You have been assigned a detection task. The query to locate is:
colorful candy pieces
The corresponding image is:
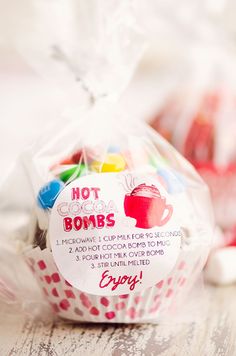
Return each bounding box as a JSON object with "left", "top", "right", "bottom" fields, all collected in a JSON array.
[
  {"left": 149, "top": 155, "right": 168, "bottom": 169},
  {"left": 59, "top": 150, "right": 83, "bottom": 166},
  {"left": 37, "top": 179, "right": 65, "bottom": 209},
  {"left": 157, "top": 168, "right": 185, "bottom": 194},
  {"left": 90, "top": 153, "right": 126, "bottom": 173},
  {"left": 108, "top": 145, "right": 120, "bottom": 153},
  {"left": 60, "top": 164, "right": 86, "bottom": 183},
  {"left": 72, "top": 150, "right": 83, "bottom": 164}
]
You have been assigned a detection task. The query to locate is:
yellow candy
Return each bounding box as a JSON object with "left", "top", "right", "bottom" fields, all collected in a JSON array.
[{"left": 91, "top": 153, "right": 126, "bottom": 173}]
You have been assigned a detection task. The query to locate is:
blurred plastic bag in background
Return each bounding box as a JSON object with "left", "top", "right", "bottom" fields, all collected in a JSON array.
[
  {"left": 144, "top": 0, "right": 236, "bottom": 231},
  {"left": 147, "top": 10, "right": 236, "bottom": 285},
  {"left": 150, "top": 43, "right": 236, "bottom": 231}
]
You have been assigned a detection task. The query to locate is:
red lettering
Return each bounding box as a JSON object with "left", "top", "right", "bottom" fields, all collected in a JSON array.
[
  {"left": 63, "top": 217, "right": 72, "bottom": 232},
  {"left": 74, "top": 216, "right": 82, "bottom": 230},
  {"left": 91, "top": 187, "right": 100, "bottom": 199},
  {"left": 81, "top": 187, "right": 90, "bottom": 200},
  {"left": 106, "top": 213, "right": 115, "bottom": 227},
  {"left": 99, "top": 270, "right": 111, "bottom": 289},
  {"left": 99, "top": 270, "right": 143, "bottom": 291},
  {"left": 83, "top": 215, "right": 96, "bottom": 229},
  {"left": 97, "top": 214, "right": 105, "bottom": 228},
  {"left": 63, "top": 214, "right": 115, "bottom": 231},
  {"left": 71, "top": 188, "right": 80, "bottom": 200},
  {"left": 71, "top": 187, "right": 101, "bottom": 201}
]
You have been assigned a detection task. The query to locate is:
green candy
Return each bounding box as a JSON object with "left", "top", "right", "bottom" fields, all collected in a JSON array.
[
  {"left": 60, "top": 164, "right": 86, "bottom": 183},
  {"left": 149, "top": 155, "right": 168, "bottom": 169}
]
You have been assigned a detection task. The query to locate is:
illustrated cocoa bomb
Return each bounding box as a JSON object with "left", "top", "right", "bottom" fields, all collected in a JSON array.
[{"left": 124, "top": 183, "right": 173, "bottom": 228}]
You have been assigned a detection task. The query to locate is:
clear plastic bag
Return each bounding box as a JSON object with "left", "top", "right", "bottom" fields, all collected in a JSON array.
[
  {"left": 150, "top": 38, "right": 236, "bottom": 232},
  {"left": 0, "top": 0, "right": 214, "bottom": 323}
]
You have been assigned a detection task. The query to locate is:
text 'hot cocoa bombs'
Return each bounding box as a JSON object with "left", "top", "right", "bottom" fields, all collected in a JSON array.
[
  {"left": 63, "top": 214, "right": 115, "bottom": 231},
  {"left": 60, "top": 186, "right": 118, "bottom": 231}
]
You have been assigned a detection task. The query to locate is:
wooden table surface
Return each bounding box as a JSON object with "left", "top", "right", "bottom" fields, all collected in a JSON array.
[{"left": 0, "top": 285, "right": 236, "bottom": 356}]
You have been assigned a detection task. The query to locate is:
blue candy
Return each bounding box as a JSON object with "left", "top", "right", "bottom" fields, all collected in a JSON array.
[
  {"left": 37, "top": 179, "right": 65, "bottom": 209},
  {"left": 108, "top": 145, "right": 120, "bottom": 153},
  {"left": 157, "top": 168, "right": 185, "bottom": 194}
]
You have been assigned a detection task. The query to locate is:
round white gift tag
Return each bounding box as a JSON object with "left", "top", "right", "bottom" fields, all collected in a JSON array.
[{"left": 49, "top": 173, "right": 181, "bottom": 295}]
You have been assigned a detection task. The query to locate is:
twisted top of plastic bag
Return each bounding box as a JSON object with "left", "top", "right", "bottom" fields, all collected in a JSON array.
[{"left": 17, "top": 0, "right": 145, "bottom": 101}]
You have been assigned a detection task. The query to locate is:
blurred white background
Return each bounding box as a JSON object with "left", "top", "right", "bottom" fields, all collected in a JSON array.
[{"left": 1, "top": 0, "right": 236, "bottom": 179}]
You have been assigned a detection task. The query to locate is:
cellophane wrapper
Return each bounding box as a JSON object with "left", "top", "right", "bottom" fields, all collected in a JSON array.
[
  {"left": 150, "top": 27, "right": 236, "bottom": 233},
  {"left": 0, "top": 0, "right": 214, "bottom": 323}
]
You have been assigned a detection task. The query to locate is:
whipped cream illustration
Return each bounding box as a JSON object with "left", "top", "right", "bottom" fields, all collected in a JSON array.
[{"left": 130, "top": 184, "right": 161, "bottom": 198}]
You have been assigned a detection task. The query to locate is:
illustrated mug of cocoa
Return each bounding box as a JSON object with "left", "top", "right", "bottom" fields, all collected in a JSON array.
[{"left": 124, "top": 183, "right": 173, "bottom": 229}]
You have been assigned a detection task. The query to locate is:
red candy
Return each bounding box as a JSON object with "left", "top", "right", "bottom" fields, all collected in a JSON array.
[{"left": 72, "top": 150, "right": 83, "bottom": 164}]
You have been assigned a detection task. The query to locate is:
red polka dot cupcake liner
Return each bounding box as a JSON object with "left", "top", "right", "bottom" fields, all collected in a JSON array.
[{"left": 23, "top": 246, "right": 208, "bottom": 323}]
